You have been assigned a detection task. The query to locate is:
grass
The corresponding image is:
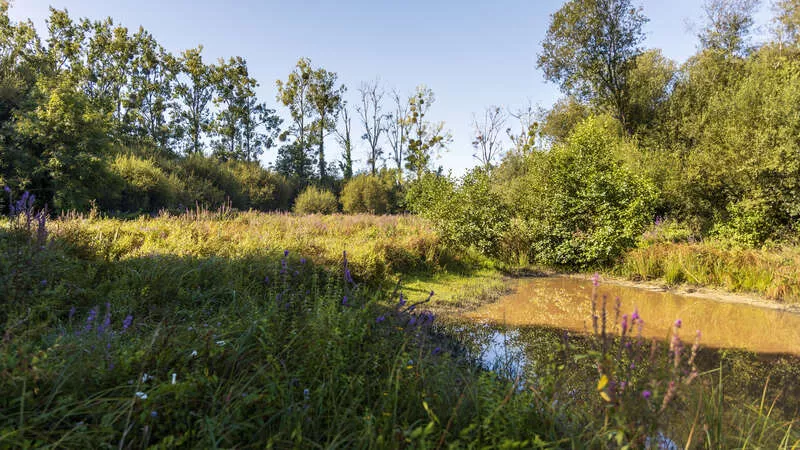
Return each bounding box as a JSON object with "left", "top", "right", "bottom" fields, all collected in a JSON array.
[
  {"left": 616, "top": 241, "right": 800, "bottom": 303},
  {"left": 1, "top": 209, "right": 798, "bottom": 448}
]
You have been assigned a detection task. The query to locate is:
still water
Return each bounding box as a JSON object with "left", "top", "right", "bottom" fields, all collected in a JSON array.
[{"left": 464, "top": 276, "right": 800, "bottom": 356}]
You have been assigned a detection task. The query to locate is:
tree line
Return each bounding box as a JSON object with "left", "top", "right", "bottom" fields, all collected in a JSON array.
[
  {"left": 0, "top": 3, "right": 452, "bottom": 213},
  {"left": 409, "top": 0, "right": 800, "bottom": 267}
]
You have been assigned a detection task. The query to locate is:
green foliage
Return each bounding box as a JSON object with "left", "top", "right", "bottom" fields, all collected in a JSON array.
[
  {"left": 538, "top": 0, "right": 647, "bottom": 132},
  {"left": 227, "top": 160, "right": 294, "bottom": 211},
  {"left": 293, "top": 185, "right": 338, "bottom": 214},
  {"left": 110, "top": 154, "right": 178, "bottom": 212},
  {"left": 407, "top": 170, "right": 510, "bottom": 256},
  {"left": 340, "top": 174, "right": 389, "bottom": 214},
  {"left": 504, "top": 116, "right": 658, "bottom": 267},
  {"left": 403, "top": 85, "right": 452, "bottom": 179}
]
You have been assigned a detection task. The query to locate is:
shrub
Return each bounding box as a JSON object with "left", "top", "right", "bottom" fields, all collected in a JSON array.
[
  {"left": 515, "top": 115, "right": 657, "bottom": 267},
  {"left": 227, "top": 161, "right": 294, "bottom": 211},
  {"left": 110, "top": 154, "right": 179, "bottom": 212},
  {"left": 293, "top": 186, "right": 338, "bottom": 214},
  {"left": 406, "top": 170, "right": 509, "bottom": 256},
  {"left": 172, "top": 154, "right": 245, "bottom": 208},
  {"left": 713, "top": 197, "right": 779, "bottom": 248},
  {"left": 341, "top": 174, "right": 389, "bottom": 214}
]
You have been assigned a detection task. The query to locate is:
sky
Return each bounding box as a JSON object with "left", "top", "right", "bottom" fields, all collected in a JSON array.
[{"left": 7, "top": 0, "right": 775, "bottom": 176}]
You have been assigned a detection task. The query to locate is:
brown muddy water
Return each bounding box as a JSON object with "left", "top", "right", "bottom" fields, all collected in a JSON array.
[
  {"left": 439, "top": 276, "right": 800, "bottom": 420},
  {"left": 464, "top": 276, "right": 800, "bottom": 356}
]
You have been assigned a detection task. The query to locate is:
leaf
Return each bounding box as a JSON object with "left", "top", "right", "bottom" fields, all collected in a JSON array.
[{"left": 597, "top": 374, "right": 609, "bottom": 391}]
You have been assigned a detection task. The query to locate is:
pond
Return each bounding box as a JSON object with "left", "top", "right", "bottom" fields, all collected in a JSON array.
[
  {"left": 439, "top": 276, "right": 800, "bottom": 420},
  {"left": 465, "top": 276, "right": 800, "bottom": 355}
]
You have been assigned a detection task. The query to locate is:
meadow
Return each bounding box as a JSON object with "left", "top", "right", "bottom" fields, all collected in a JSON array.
[{"left": 2, "top": 208, "right": 798, "bottom": 448}]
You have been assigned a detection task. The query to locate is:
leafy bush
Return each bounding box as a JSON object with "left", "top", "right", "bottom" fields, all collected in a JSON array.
[
  {"left": 513, "top": 115, "right": 657, "bottom": 267},
  {"left": 713, "top": 197, "right": 779, "bottom": 248},
  {"left": 171, "top": 153, "right": 245, "bottom": 208},
  {"left": 341, "top": 174, "right": 389, "bottom": 214},
  {"left": 406, "top": 170, "right": 509, "bottom": 256},
  {"left": 110, "top": 154, "right": 179, "bottom": 212},
  {"left": 227, "top": 161, "right": 294, "bottom": 211},
  {"left": 293, "top": 186, "right": 338, "bottom": 214}
]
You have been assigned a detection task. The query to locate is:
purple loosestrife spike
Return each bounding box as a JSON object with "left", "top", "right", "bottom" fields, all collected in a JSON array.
[
  {"left": 122, "top": 315, "right": 133, "bottom": 332},
  {"left": 99, "top": 303, "right": 111, "bottom": 334},
  {"left": 591, "top": 273, "right": 600, "bottom": 287},
  {"left": 642, "top": 390, "right": 652, "bottom": 400},
  {"left": 342, "top": 296, "right": 348, "bottom": 306},
  {"left": 84, "top": 307, "right": 98, "bottom": 333}
]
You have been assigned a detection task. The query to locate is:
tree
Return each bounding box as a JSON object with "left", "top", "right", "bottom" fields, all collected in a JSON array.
[
  {"left": 210, "top": 56, "right": 276, "bottom": 161},
  {"left": 537, "top": 0, "right": 648, "bottom": 133},
  {"left": 507, "top": 101, "right": 545, "bottom": 151},
  {"left": 308, "top": 65, "right": 344, "bottom": 182},
  {"left": 276, "top": 58, "right": 317, "bottom": 181},
  {"left": 773, "top": 0, "right": 800, "bottom": 47},
  {"left": 386, "top": 89, "right": 410, "bottom": 182},
  {"left": 174, "top": 46, "right": 214, "bottom": 155},
  {"left": 624, "top": 49, "right": 677, "bottom": 135},
  {"left": 471, "top": 106, "right": 506, "bottom": 169},
  {"left": 403, "top": 85, "right": 451, "bottom": 179},
  {"left": 335, "top": 102, "right": 354, "bottom": 180},
  {"left": 699, "top": 0, "right": 761, "bottom": 56},
  {"left": 127, "top": 27, "right": 176, "bottom": 150},
  {"left": 357, "top": 79, "right": 387, "bottom": 174},
  {"left": 80, "top": 17, "right": 135, "bottom": 126},
  {"left": 239, "top": 95, "right": 281, "bottom": 162}
]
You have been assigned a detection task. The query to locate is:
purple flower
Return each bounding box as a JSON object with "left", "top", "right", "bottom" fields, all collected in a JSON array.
[
  {"left": 84, "top": 307, "right": 98, "bottom": 333},
  {"left": 68, "top": 306, "right": 76, "bottom": 321},
  {"left": 122, "top": 315, "right": 133, "bottom": 332},
  {"left": 344, "top": 268, "right": 354, "bottom": 284},
  {"left": 398, "top": 293, "right": 406, "bottom": 307},
  {"left": 591, "top": 273, "right": 600, "bottom": 287},
  {"left": 284, "top": 249, "right": 289, "bottom": 257},
  {"left": 264, "top": 276, "right": 270, "bottom": 284},
  {"left": 99, "top": 303, "right": 111, "bottom": 334},
  {"left": 631, "top": 308, "right": 640, "bottom": 322},
  {"left": 342, "top": 296, "right": 348, "bottom": 306},
  {"left": 674, "top": 319, "right": 682, "bottom": 328},
  {"left": 3, "top": 186, "right": 10, "bottom": 193},
  {"left": 40, "top": 279, "right": 47, "bottom": 286},
  {"left": 376, "top": 315, "right": 385, "bottom": 323},
  {"left": 642, "top": 390, "right": 652, "bottom": 400},
  {"left": 432, "top": 347, "right": 442, "bottom": 355},
  {"left": 300, "top": 258, "right": 306, "bottom": 264}
]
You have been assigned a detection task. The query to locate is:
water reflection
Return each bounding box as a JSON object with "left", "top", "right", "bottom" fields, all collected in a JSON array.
[{"left": 464, "top": 277, "right": 800, "bottom": 355}]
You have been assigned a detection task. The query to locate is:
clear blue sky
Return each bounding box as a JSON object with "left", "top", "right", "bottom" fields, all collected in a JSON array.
[{"left": 8, "top": 0, "right": 774, "bottom": 176}]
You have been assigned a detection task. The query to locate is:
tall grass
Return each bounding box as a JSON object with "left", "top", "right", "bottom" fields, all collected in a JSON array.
[{"left": 618, "top": 241, "right": 800, "bottom": 303}]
